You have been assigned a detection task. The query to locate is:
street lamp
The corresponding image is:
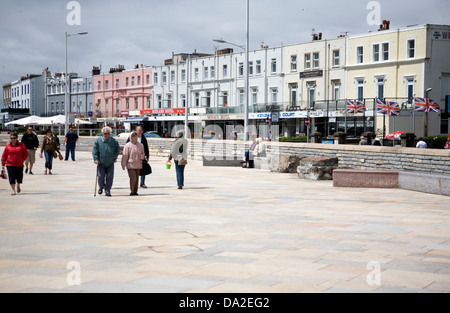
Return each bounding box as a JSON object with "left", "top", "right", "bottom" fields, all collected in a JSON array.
[
  {"left": 213, "top": 0, "right": 250, "bottom": 141},
  {"left": 65, "top": 31, "right": 88, "bottom": 132}
]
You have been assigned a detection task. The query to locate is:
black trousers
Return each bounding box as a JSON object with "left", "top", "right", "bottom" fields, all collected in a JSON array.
[{"left": 7, "top": 166, "right": 24, "bottom": 185}]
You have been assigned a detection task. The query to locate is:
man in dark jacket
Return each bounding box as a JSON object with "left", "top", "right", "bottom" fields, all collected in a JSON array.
[
  {"left": 92, "top": 127, "right": 120, "bottom": 197},
  {"left": 21, "top": 126, "right": 39, "bottom": 175},
  {"left": 126, "top": 126, "right": 150, "bottom": 188}
]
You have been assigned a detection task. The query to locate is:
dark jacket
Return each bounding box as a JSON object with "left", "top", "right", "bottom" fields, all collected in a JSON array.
[
  {"left": 21, "top": 133, "right": 39, "bottom": 150},
  {"left": 92, "top": 136, "right": 120, "bottom": 167}
]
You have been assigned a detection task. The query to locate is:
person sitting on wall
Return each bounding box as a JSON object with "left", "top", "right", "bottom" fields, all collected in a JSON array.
[
  {"left": 242, "top": 138, "right": 257, "bottom": 168},
  {"left": 416, "top": 137, "right": 428, "bottom": 149}
]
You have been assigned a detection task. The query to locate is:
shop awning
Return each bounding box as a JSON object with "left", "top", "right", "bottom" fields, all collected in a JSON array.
[{"left": 123, "top": 117, "right": 149, "bottom": 123}]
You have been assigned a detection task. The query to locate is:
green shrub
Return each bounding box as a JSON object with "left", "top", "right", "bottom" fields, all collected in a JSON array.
[
  {"left": 279, "top": 136, "right": 308, "bottom": 142},
  {"left": 423, "top": 135, "right": 448, "bottom": 149}
]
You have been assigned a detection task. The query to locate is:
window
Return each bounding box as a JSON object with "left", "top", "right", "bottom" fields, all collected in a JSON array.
[
  {"left": 249, "top": 62, "right": 254, "bottom": 75},
  {"left": 97, "top": 81, "right": 101, "bottom": 91},
  {"left": 333, "top": 50, "right": 340, "bottom": 67},
  {"left": 313, "top": 52, "right": 319, "bottom": 69},
  {"left": 290, "top": 84, "right": 297, "bottom": 107},
  {"left": 210, "top": 66, "right": 215, "bottom": 79},
  {"left": 204, "top": 67, "right": 209, "bottom": 79},
  {"left": 356, "top": 78, "right": 364, "bottom": 101},
  {"left": 154, "top": 73, "right": 158, "bottom": 85},
  {"left": 357, "top": 46, "right": 364, "bottom": 64},
  {"left": 131, "top": 77, "right": 135, "bottom": 86},
  {"left": 375, "top": 77, "right": 385, "bottom": 99},
  {"left": 134, "top": 97, "right": 138, "bottom": 110},
  {"left": 308, "top": 84, "right": 315, "bottom": 108},
  {"left": 291, "top": 55, "right": 297, "bottom": 71},
  {"left": 333, "top": 81, "right": 340, "bottom": 100},
  {"left": 382, "top": 43, "right": 389, "bottom": 61},
  {"left": 105, "top": 99, "right": 109, "bottom": 114},
  {"left": 271, "top": 88, "right": 278, "bottom": 105},
  {"left": 147, "top": 97, "right": 151, "bottom": 109},
  {"left": 239, "top": 63, "right": 244, "bottom": 76},
  {"left": 171, "top": 71, "right": 175, "bottom": 84},
  {"left": 441, "top": 74, "right": 450, "bottom": 100},
  {"left": 271, "top": 59, "right": 277, "bottom": 73},
  {"left": 162, "top": 72, "right": 167, "bottom": 84},
  {"left": 181, "top": 95, "right": 186, "bottom": 108},
  {"left": 126, "top": 77, "right": 129, "bottom": 87},
  {"left": 305, "top": 54, "right": 311, "bottom": 70},
  {"left": 137, "top": 76, "right": 141, "bottom": 86},
  {"left": 105, "top": 80, "right": 109, "bottom": 90},
  {"left": 181, "top": 70, "right": 186, "bottom": 83},
  {"left": 407, "top": 39, "right": 415, "bottom": 59},
  {"left": 256, "top": 60, "right": 261, "bottom": 74},
  {"left": 223, "top": 65, "right": 228, "bottom": 78},
  {"left": 116, "top": 99, "right": 120, "bottom": 114},
  {"left": 194, "top": 68, "right": 199, "bottom": 81},
  {"left": 195, "top": 93, "right": 200, "bottom": 107},
  {"left": 251, "top": 88, "right": 258, "bottom": 105},
  {"left": 404, "top": 76, "right": 415, "bottom": 102},
  {"left": 239, "top": 89, "right": 244, "bottom": 106},
  {"left": 157, "top": 95, "right": 162, "bottom": 109},
  {"left": 126, "top": 98, "right": 129, "bottom": 110},
  {"left": 146, "top": 75, "right": 150, "bottom": 85},
  {"left": 116, "top": 79, "right": 120, "bottom": 89},
  {"left": 373, "top": 44, "right": 380, "bottom": 62}
]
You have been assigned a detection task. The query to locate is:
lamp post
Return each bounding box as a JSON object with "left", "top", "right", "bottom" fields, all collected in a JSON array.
[
  {"left": 65, "top": 31, "right": 88, "bottom": 133},
  {"left": 213, "top": 0, "right": 250, "bottom": 140}
]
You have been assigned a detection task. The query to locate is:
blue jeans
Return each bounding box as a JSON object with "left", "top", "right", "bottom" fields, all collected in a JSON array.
[
  {"left": 174, "top": 161, "right": 185, "bottom": 187},
  {"left": 44, "top": 150, "right": 54, "bottom": 170},
  {"left": 97, "top": 164, "right": 115, "bottom": 194},
  {"left": 65, "top": 142, "right": 76, "bottom": 161}
]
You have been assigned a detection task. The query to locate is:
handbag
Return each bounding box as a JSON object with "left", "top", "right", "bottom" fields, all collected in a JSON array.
[
  {"left": 178, "top": 156, "right": 187, "bottom": 166},
  {"left": 53, "top": 151, "right": 58, "bottom": 159},
  {"left": 58, "top": 151, "right": 64, "bottom": 161},
  {"left": 0, "top": 167, "right": 7, "bottom": 180},
  {"left": 141, "top": 160, "right": 152, "bottom": 176}
]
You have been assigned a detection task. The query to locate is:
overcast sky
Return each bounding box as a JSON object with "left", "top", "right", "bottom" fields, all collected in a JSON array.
[{"left": 1, "top": 0, "right": 449, "bottom": 107}]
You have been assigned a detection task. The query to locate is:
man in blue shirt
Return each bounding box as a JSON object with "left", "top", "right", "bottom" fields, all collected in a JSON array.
[{"left": 63, "top": 128, "right": 79, "bottom": 161}]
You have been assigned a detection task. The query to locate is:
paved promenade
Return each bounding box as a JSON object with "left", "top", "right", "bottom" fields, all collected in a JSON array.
[{"left": 0, "top": 149, "right": 449, "bottom": 293}]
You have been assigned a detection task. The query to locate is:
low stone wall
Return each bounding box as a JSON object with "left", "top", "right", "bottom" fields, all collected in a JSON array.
[
  {"left": 266, "top": 142, "right": 450, "bottom": 175},
  {"left": 1, "top": 135, "right": 449, "bottom": 175}
]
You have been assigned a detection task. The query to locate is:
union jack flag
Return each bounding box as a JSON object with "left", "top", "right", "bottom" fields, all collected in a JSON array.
[
  {"left": 414, "top": 97, "right": 440, "bottom": 113},
  {"left": 346, "top": 100, "right": 366, "bottom": 114},
  {"left": 376, "top": 99, "right": 400, "bottom": 116}
]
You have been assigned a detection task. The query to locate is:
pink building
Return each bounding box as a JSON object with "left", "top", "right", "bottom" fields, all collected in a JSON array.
[{"left": 93, "top": 65, "right": 152, "bottom": 118}]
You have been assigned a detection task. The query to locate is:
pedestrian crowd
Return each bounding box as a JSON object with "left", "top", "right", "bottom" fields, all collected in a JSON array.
[{"left": 1, "top": 126, "right": 189, "bottom": 197}]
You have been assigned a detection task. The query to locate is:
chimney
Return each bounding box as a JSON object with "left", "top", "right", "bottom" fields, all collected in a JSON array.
[
  {"left": 386, "top": 20, "right": 390, "bottom": 30},
  {"left": 319, "top": 33, "right": 323, "bottom": 40}
]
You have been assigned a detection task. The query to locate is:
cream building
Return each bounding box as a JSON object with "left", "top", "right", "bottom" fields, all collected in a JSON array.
[
  {"left": 282, "top": 33, "right": 347, "bottom": 137},
  {"left": 346, "top": 23, "right": 450, "bottom": 137}
]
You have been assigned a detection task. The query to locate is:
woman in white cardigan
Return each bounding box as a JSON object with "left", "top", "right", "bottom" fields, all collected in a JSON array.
[{"left": 121, "top": 132, "right": 145, "bottom": 196}]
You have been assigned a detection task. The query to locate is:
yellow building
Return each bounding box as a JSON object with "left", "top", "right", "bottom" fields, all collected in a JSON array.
[{"left": 346, "top": 23, "right": 450, "bottom": 137}]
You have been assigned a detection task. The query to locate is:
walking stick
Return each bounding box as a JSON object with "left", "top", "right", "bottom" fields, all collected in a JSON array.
[{"left": 94, "top": 164, "right": 98, "bottom": 197}]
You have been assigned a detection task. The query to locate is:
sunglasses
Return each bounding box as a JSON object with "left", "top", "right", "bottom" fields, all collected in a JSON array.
[{"left": 10, "top": 137, "right": 17, "bottom": 140}]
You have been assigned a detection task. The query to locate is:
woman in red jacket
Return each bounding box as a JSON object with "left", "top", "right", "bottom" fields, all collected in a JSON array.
[{"left": 1, "top": 133, "right": 28, "bottom": 195}]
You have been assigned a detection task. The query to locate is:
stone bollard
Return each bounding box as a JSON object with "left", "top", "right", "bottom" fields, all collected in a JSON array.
[
  {"left": 333, "top": 132, "right": 347, "bottom": 145},
  {"left": 311, "top": 132, "right": 323, "bottom": 144},
  {"left": 400, "top": 133, "right": 416, "bottom": 147}
]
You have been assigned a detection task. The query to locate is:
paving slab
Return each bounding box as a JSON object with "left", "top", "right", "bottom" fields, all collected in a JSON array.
[{"left": 1, "top": 149, "right": 450, "bottom": 293}]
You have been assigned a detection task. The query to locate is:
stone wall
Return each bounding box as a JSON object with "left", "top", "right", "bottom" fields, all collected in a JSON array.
[{"left": 2, "top": 135, "right": 449, "bottom": 175}]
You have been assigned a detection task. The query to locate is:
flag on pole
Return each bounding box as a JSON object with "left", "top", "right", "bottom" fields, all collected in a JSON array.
[
  {"left": 346, "top": 100, "right": 366, "bottom": 114},
  {"left": 414, "top": 97, "right": 440, "bottom": 113},
  {"left": 376, "top": 99, "right": 400, "bottom": 116}
]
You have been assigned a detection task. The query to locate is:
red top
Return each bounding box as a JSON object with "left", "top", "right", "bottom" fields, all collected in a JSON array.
[{"left": 1, "top": 142, "right": 28, "bottom": 167}]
